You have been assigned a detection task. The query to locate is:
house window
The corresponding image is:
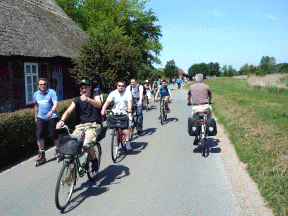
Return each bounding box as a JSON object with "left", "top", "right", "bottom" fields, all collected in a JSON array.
[
  {"left": 52, "top": 65, "right": 63, "bottom": 101},
  {"left": 24, "top": 63, "right": 38, "bottom": 105}
]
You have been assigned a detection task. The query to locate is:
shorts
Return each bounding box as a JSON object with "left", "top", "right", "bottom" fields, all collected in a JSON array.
[
  {"left": 161, "top": 96, "right": 170, "bottom": 100},
  {"left": 73, "top": 122, "right": 102, "bottom": 152},
  {"left": 36, "top": 117, "right": 59, "bottom": 140},
  {"left": 191, "top": 104, "right": 212, "bottom": 119},
  {"left": 145, "top": 91, "right": 151, "bottom": 99}
]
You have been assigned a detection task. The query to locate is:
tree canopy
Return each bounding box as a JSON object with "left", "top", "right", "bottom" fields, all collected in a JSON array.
[{"left": 164, "top": 60, "right": 179, "bottom": 80}]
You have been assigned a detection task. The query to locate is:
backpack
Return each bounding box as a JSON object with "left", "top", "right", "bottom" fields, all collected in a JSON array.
[{"left": 130, "top": 83, "right": 146, "bottom": 96}]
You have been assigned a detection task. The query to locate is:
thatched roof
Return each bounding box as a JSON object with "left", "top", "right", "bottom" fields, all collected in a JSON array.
[{"left": 0, "top": 0, "right": 89, "bottom": 59}]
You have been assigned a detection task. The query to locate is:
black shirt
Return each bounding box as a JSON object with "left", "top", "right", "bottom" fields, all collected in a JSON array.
[{"left": 73, "top": 93, "right": 102, "bottom": 125}]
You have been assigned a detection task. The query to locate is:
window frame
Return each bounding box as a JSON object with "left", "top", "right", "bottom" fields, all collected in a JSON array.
[{"left": 24, "top": 62, "right": 39, "bottom": 105}]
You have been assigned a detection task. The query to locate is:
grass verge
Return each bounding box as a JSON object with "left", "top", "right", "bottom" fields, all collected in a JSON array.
[{"left": 184, "top": 78, "right": 288, "bottom": 215}]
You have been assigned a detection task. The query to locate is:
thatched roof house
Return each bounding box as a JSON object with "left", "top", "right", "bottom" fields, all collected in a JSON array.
[{"left": 0, "top": 0, "right": 89, "bottom": 113}]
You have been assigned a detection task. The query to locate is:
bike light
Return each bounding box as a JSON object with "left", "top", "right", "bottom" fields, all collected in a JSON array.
[{"left": 199, "top": 121, "right": 205, "bottom": 125}]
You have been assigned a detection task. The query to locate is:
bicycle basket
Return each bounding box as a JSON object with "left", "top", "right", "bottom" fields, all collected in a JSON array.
[
  {"left": 107, "top": 114, "right": 129, "bottom": 129},
  {"left": 59, "top": 134, "right": 84, "bottom": 155}
]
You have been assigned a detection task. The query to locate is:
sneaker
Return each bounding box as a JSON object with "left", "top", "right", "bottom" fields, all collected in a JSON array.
[
  {"left": 35, "top": 150, "right": 45, "bottom": 161},
  {"left": 54, "top": 148, "right": 62, "bottom": 158},
  {"left": 91, "top": 158, "right": 99, "bottom": 173},
  {"left": 166, "top": 108, "right": 170, "bottom": 113},
  {"left": 125, "top": 141, "right": 131, "bottom": 151},
  {"left": 193, "top": 138, "right": 199, "bottom": 145}
]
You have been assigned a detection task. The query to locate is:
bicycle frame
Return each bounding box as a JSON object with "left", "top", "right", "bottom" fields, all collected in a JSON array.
[{"left": 198, "top": 112, "right": 207, "bottom": 140}]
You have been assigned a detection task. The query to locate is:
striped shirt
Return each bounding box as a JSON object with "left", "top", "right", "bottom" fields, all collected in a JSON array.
[{"left": 188, "top": 83, "right": 211, "bottom": 104}]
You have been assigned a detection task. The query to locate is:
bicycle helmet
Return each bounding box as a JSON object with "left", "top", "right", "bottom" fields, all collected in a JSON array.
[{"left": 94, "top": 87, "right": 101, "bottom": 92}]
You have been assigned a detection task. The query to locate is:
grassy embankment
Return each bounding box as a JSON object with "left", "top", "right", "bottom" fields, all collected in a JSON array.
[{"left": 184, "top": 78, "right": 288, "bottom": 215}]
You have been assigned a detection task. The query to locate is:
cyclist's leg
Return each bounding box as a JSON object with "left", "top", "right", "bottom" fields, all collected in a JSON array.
[
  {"left": 82, "top": 122, "right": 102, "bottom": 160},
  {"left": 136, "top": 99, "right": 143, "bottom": 129},
  {"left": 36, "top": 118, "right": 47, "bottom": 150}
]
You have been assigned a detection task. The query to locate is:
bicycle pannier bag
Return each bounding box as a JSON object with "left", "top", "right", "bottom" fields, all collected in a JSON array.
[
  {"left": 59, "top": 134, "right": 84, "bottom": 155},
  {"left": 206, "top": 118, "right": 217, "bottom": 136},
  {"left": 188, "top": 117, "right": 199, "bottom": 136},
  {"left": 107, "top": 115, "right": 129, "bottom": 129}
]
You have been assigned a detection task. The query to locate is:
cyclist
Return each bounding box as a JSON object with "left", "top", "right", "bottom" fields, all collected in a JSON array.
[
  {"left": 187, "top": 73, "right": 212, "bottom": 145},
  {"left": 143, "top": 80, "right": 152, "bottom": 108},
  {"left": 127, "top": 78, "right": 144, "bottom": 134},
  {"left": 172, "top": 78, "right": 175, "bottom": 86},
  {"left": 94, "top": 87, "right": 103, "bottom": 104},
  {"left": 56, "top": 79, "right": 102, "bottom": 172},
  {"left": 154, "top": 80, "right": 172, "bottom": 113},
  {"left": 34, "top": 78, "right": 60, "bottom": 163},
  {"left": 152, "top": 80, "right": 158, "bottom": 99},
  {"left": 101, "top": 80, "right": 132, "bottom": 151},
  {"left": 176, "top": 77, "right": 182, "bottom": 89}
]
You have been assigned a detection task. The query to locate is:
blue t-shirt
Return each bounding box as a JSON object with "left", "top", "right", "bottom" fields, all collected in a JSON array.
[
  {"left": 158, "top": 85, "right": 171, "bottom": 97},
  {"left": 177, "top": 78, "right": 182, "bottom": 83},
  {"left": 34, "top": 88, "right": 58, "bottom": 119}
]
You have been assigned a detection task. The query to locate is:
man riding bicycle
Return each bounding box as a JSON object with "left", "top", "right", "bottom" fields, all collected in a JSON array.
[
  {"left": 127, "top": 78, "right": 144, "bottom": 134},
  {"left": 101, "top": 80, "right": 132, "bottom": 151},
  {"left": 187, "top": 73, "right": 212, "bottom": 145},
  {"left": 176, "top": 77, "right": 182, "bottom": 89},
  {"left": 154, "top": 80, "right": 172, "bottom": 113},
  {"left": 56, "top": 79, "right": 102, "bottom": 172}
]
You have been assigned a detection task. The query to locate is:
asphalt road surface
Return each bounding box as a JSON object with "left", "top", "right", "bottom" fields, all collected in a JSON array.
[{"left": 0, "top": 85, "right": 271, "bottom": 216}]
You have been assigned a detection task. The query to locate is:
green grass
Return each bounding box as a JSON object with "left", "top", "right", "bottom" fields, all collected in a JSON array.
[{"left": 184, "top": 78, "right": 288, "bottom": 215}]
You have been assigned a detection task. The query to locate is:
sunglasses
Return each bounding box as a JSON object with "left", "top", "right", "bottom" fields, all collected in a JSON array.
[{"left": 118, "top": 85, "right": 125, "bottom": 87}]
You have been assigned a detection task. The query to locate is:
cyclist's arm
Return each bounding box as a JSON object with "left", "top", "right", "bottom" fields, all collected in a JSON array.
[
  {"left": 34, "top": 104, "right": 39, "bottom": 122},
  {"left": 168, "top": 89, "right": 172, "bottom": 100},
  {"left": 90, "top": 95, "right": 102, "bottom": 108},
  {"left": 127, "top": 100, "right": 132, "bottom": 113},
  {"left": 154, "top": 90, "right": 159, "bottom": 99},
  {"left": 56, "top": 102, "right": 76, "bottom": 129},
  {"left": 101, "top": 100, "right": 111, "bottom": 115},
  {"left": 209, "top": 95, "right": 212, "bottom": 104},
  {"left": 47, "top": 101, "right": 58, "bottom": 119},
  {"left": 139, "top": 86, "right": 143, "bottom": 104}
]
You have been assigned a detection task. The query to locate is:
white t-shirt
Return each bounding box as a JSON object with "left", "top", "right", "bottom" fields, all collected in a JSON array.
[
  {"left": 106, "top": 89, "right": 132, "bottom": 111},
  {"left": 127, "top": 84, "right": 143, "bottom": 99}
]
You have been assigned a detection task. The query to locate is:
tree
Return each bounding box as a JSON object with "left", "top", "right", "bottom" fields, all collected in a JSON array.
[
  {"left": 277, "top": 63, "right": 288, "bottom": 74},
  {"left": 222, "top": 65, "right": 228, "bottom": 76},
  {"left": 227, "top": 65, "right": 236, "bottom": 77},
  {"left": 70, "top": 34, "right": 141, "bottom": 92},
  {"left": 56, "top": 0, "right": 163, "bottom": 66},
  {"left": 260, "top": 56, "right": 276, "bottom": 75},
  {"left": 164, "top": 60, "right": 179, "bottom": 80},
  {"left": 188, "top": 63, "right": 210, "bottom": 78},
  {"left": 208, "top": 62, "right": 220, "bottom": 77},
  {"left": 239, "top": 63, "right": 249, "bottom": 75}
]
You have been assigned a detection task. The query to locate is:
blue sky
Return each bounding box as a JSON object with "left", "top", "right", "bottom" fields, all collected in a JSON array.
[{"left": 145, "top": 0, "right": 288, "bottom": 72}]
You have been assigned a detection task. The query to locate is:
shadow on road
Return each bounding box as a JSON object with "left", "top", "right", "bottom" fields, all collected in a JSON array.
[
  {"left": 62, "top": 165, "right": 130, "bottom": 213},
  {"left": 166, "top": 117, "right": 179, "bottom": 123},
  {"left": 127, "top": 142, "right": 148, "bottom": 155},
  {"left": 141, "top": 127, "right": 157, "bottom": 136},
  {"left": 193, "top": 138, "right": 221, "bottom": 157}
]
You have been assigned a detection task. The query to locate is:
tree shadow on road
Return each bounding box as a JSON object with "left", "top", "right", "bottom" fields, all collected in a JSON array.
[
  {"left": 62, "top": 165, "right": 130, "bottom": 214},
  {"left": 193, "top": 138, "right": 221, "bottom": 157}
]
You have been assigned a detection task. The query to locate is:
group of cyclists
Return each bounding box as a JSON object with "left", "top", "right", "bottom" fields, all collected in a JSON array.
[{"left": 34, "top": 74, "right": 212, "bottom": 176}]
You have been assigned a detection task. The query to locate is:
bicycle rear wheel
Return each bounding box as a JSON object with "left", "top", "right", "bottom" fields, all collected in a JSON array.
[
  {"left": 111, "top": 129, "right": 119, "bottom": 163},
  {"left": 120, "top": 129, "right": 127, "bottom": 152},
  {"left": 87, "top": 143, "right": 102, "bottom": 181},
  {"left": 55, "top": 162, "right": 76, "bottom": 210},
  {"left": 201, "top": 137, "right": 205, "bottom": 157},
  {"left": 161, "top": 105, "right": 164, "bottom": 125},
  {"left": 130, "top": 117, "right": 137, "bottom": 138}
]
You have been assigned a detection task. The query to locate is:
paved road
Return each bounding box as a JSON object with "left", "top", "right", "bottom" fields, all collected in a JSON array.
[{"left": 0, "top": 85, "right": 240, "bottom": 215}]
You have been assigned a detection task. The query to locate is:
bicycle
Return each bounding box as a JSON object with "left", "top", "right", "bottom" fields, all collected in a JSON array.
[
  {"left": 143, "top": 95, "right": 150, "bottom": 112},
  {"left": 188, "top": 103, "right": 214, "bottom": 157},
  {"left": 106, "top": 110, "right": 129, "bottom": 163},
  {"left": 130, "top": 104, "right": 140, "bottom": 137},
  {"left": 55, "top": 125, "right": 104, "bottom": 210},
  {"left": 159, "top": 97, "right": 168, "bottom": 125}
]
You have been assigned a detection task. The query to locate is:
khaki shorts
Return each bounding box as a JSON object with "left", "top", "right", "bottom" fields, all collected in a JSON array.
[
  {"left": 191, "top": 104, "right": 212, "bottom": 119},
  {"left": 73, "top": 122, "right": 102, "bottom": 152},
  {"left": 162, "top": 96, "right": 170, "bottom": 100}
]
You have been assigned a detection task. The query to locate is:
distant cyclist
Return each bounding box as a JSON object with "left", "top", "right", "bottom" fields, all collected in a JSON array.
[
  {"left": 154, "top": 80, "right": 172, "bottom": 113},
  {"left": 176, "top": 77, "right": 182, "bottom": 89},
  {"left": 152, "top": 80, "right": 158, "bottom": 99},
  {"left": 143, "top": 80, "right": 152, "bottom": 108},
  {"left": 101, "top": 80, "right": 132, "bottom": 150},
  {"left": 187, "top": 73, "right": 212, "bottom": 145}
]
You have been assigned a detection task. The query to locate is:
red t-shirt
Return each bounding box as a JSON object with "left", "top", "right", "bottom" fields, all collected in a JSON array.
[{"left": 188, "top": 83, "right": 211, "bottom": 104}]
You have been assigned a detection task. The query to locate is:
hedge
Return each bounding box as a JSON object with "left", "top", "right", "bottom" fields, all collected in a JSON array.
[{"left": 0, "top": 94, "right": 108, "bottom": 169}]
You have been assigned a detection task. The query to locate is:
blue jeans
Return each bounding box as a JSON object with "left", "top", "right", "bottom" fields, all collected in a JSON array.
[{"left": 132, "top": 98, "right": 143, "bottom": 128}]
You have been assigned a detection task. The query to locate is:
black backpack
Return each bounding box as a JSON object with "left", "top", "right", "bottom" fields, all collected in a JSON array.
[{"left": 130, "top": 83, "right": 146, "bottom": 96}]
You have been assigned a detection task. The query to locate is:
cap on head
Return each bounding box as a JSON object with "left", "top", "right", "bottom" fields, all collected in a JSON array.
[
  {"left": 94, "top": 87, "right": 101, "bottom": 92},
  {"left": 145, "top": 80, "right": 149, "bottom": 83},
  {"left": 79, "top": 79, "right": 90, "bottom": 87}
]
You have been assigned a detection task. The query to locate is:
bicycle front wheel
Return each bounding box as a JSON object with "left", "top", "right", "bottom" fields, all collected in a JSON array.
[
  {"left": 160, "top": 105, "right": 164, "bottom": 125},
  {"left": 87, "top": 143, "right": 102, "bottom": 181},
  {"left": 120, "top": 129, "right": 127, "bottom": 152},
  {"left": 111, "top": 129, "right": 119, "bottom": 163},
  {"left": 55, "top": 162, "right": 76, "bottom": 210}
]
